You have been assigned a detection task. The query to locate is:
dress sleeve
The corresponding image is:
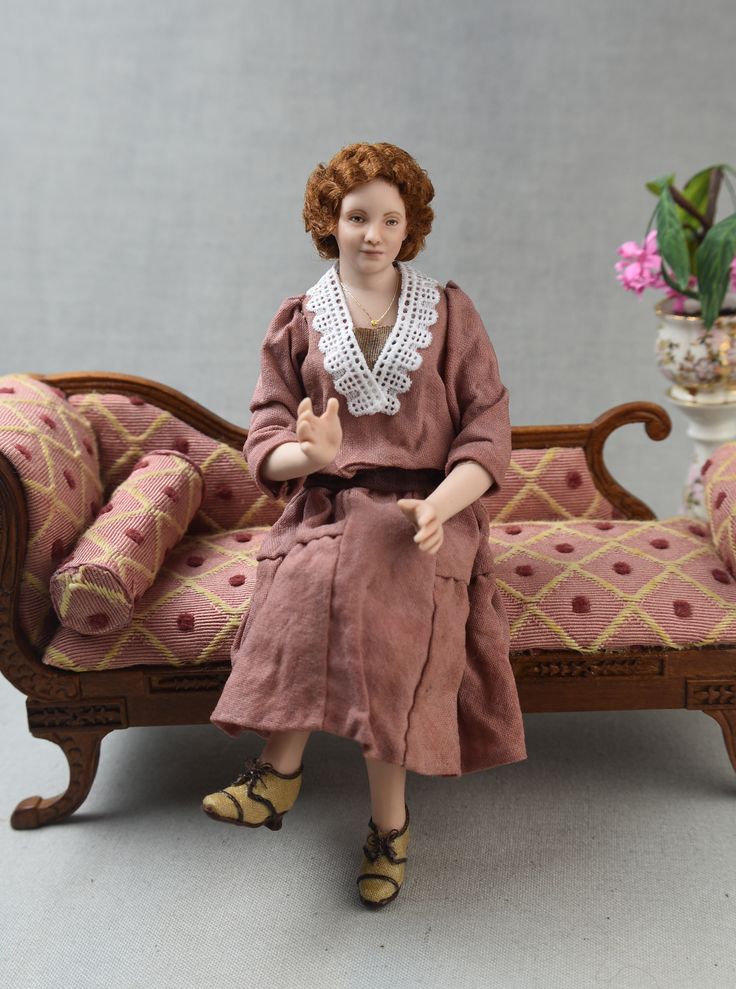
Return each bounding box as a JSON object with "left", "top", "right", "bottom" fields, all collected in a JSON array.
[
  {"left": 244, "top": 295, "right": 309, "bottom": 501},
  {"left": 442, "top": 280, "right": 512, "bottom": 497}
]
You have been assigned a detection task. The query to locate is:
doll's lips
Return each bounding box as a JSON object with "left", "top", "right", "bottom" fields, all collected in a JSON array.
[{"left": 362, "top": 251, "right": 383, "bottom": 256}]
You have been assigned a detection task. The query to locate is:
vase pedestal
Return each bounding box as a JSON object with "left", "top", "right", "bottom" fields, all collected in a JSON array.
[{"left": 665, "top": 388, "right": 736, "bottom": 519}]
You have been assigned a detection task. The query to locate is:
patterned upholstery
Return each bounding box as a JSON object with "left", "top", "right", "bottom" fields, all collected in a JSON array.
[
  {"left": 49, "top": 450, "right": 204, "bottom": 635},
  {"left": 44, "top": 528, "right": 267, "bottom": 671},
  {"left": 703, "top": 441, "right": 736, "bottom": 577},
  {"left": 66, "top": 390, "right": 283, "bottom": 531},
  {"left": 495, "top": 515, "right": 736, "bottom": 654},
  {"left": 482, "top": 447, "right": 624, "bottom": 523},
  {"left": 2, "top": 372, "right": 735, "bottom": 671},
  {"left": 0, "top": 375, "right": 103, "bottom": 652},
  {"left": 40, "top": 515, "right": 736, "bottom": 671}
]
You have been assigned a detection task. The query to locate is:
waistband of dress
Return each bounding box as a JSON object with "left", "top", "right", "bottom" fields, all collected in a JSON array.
[{"left": 303, "top": 467, "right": 446, "bottom": 495}]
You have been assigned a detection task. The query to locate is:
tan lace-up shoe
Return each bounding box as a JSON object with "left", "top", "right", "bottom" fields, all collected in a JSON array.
[
  {"left": 356, "top": 803, "right": 410, "bottom": 908},
  {"left": 201, "top": 757, "right": 303, "bottom": 830}
]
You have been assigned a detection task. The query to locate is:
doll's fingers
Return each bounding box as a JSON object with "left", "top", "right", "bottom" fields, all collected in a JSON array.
[
  {"left": 421, "top": 532, "right": 444, "bottom": 554},
  {"left": 296, "top": 417, "right": 312, "bottom": 438},
  {"left": 413, "top": 518, "right": 439, "bottom": 541}
]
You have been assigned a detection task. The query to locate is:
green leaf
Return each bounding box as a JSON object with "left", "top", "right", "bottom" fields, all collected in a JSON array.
[
  {"left": 682, "top": 165, "right": 722, "bottom": 219},
  {"left": 696, "top": 214, "right": 736, "bottom": 328},
  {"left": 655, "top": 187, "right": 691, "bottom": 290},
  {"left": 646, "top": 173, "right": 675, "bottom": 197}
]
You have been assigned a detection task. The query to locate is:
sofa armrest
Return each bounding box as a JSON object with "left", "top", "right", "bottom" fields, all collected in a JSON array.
[{"left": 703, "top": 441, "right": 736, "bottom": 575}]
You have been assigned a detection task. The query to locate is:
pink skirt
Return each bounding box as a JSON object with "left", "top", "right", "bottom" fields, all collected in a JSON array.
[{"left": 210, "top": 468, "right": 527, "bottom": 777}]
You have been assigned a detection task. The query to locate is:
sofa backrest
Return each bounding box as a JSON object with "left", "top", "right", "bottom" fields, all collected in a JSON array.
[
  {"left": 0, "top": 372, "right": 623, "bottom": 655},
  {"left": 481, "top": 446, "right": 624, "bottom": 523}
]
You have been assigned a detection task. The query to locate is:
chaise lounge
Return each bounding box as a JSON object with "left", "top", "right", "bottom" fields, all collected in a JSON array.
[{"left": 1, "top": 370, "right": 735, "bottom": 830}]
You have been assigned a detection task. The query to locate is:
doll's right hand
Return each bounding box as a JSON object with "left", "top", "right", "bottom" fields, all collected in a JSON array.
[{"left": 296, "top": 396, "right": 342, "bottom": 470}]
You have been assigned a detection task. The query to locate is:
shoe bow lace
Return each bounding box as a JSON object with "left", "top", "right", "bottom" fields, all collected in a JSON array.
[
  {"left": 363, "top": 827, "right": 401, "bottom": 864},
  {"left": 231, "top": 759, "right": 272, "bottom": 790}
]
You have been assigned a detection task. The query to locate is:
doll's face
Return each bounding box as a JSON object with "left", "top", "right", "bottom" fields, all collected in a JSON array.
[{"left": 333, "top": 178, "right": 409, "bottom": 276}]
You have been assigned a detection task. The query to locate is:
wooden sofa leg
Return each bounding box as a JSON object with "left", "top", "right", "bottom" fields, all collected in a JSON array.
[
  {"left": 10, "top": 728, "right": 113, "bottom": 830},
  {"left": 702, "top": 710, "right": 736, "bottom": 775}
]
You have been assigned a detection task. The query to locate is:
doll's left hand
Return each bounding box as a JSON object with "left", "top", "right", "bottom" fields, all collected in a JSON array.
[{"left": 396, "top": 499, "right": 444, "bottom": 555}]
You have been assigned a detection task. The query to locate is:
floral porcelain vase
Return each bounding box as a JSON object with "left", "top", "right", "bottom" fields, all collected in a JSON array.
[{"left": 655, "top": 290, "right": 736, "bottom": 518}]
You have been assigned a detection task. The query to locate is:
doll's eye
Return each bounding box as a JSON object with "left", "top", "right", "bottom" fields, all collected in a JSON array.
[{"left": 349, "top": 215, "right": 364, "bottom": 222}]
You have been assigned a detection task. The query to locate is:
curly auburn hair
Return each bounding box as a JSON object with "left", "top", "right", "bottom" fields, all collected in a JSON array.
[{"left": 302, "top": 142, "right": 435, "bottom": 262}]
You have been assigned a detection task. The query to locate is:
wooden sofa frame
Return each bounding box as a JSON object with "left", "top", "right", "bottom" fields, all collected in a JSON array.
[{"left": 1, "top": 371, "right": 735, "bottom": 830}]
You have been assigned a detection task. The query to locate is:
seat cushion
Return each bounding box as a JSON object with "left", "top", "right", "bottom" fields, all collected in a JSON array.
[
  {"left": 43, "top": 527, "right": 268, "bottom": 670},
  {"left": 495, "top": 515, "right": 736, "bottom": 653},
  {"left": 40, "top": 514, "right": 736, "bottom": 672},
  {"left": 49, "top": 450, "right": 204, "bottom": 635}
]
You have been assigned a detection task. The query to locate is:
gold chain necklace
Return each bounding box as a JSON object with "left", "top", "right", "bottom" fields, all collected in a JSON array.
[{"left": 338, "top": 264, "right": 400, "bottom": 328}]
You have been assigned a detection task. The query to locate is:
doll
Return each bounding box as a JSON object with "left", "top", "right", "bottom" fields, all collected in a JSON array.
[{"left": 202, "top": 142, "right": 527, "bottom": 909}]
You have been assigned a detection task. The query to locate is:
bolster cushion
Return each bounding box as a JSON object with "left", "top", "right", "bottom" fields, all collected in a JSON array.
[{"left": 49, "top": 449, "right": 204, "bottom": 635}]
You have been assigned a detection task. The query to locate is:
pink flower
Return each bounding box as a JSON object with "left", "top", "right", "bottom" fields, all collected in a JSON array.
[{"left": 615, "top": 230, "right": 668, "bottom": 295}]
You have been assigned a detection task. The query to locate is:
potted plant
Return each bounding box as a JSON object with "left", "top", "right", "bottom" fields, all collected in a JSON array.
[{"left": 615, "top": 164, "right": 736, "bottom": 404}]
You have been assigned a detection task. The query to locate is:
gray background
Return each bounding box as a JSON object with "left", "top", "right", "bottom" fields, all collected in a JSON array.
[
  {"left": 2, "top": 3, "right": 736, "bottom": 988},
  {"left": 3, "top": 0, "right": 735, "bottom": 518}
]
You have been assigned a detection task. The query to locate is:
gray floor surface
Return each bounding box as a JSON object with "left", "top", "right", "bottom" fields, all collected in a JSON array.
[{"left": 1, "top": 673, "right": 734, "bottom": 989}]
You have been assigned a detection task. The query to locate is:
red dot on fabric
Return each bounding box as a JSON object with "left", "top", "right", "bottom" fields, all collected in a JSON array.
[
  {"left": 505, "top": 525, "right": 522, "bottom": 535},
  {"left": 163, "top": 486, "right": 177, "bottom": 500},
  {"left": 125, "top": 528, "right": 144, "bottom": 545},
  {"left": 651, "top": 538, "right": 669, "bottom": 549},
  {"left": 173, "top": 438, "right": 190, "bottom": 454},
  {"left": 186, "top": 555, "right": 204, "bottom": 567},
  {"left": 566, "top": 470, "right": 582, "bottom": 489},
  {"left": 100, "top": 502, "right": 113, "bottom": 514},
  {"left": 701, "top": 458, "right": 712, "bottom": 475},
  {"left": 0, "top": 386, "right": 16, "bottom": 394},
  {"left": 235, "top": 532, "right": 252, "bottom": 542},
  {"left": 595, "top": 522, "right": 614, "bottom": 530},
  {"left": 515, "top": 564, "right": 534, "bottom": 576},
  {"left": 673, "top": 600, "right": 692, "bottom": 618},
  {"left": 555, "top": 543, "right": 575, "bottom": 553},
  {"left": 229, "top": 574, "right": 246, "bottom": 586},
  {"left": 572, "top": 595, "right": 590, "bottom": 614},
  {"left": 715, "top": 491, "right": 727, "bottom": 509},
  {"left": 14, "top": 443, "right": 32, "bottom": 461},
  {"left": 83, "top": 439, "right": 94, "bottom": 456},
  {"left": 129, "top": 395, "right": 146, "bottom": 406},
  {"left": 51, "top": 538, "right": 65, "bottom": 561},
  {"left": 40, "top": 413, "right": 56, "bottom": 429},
  {"left": 688, "top": 524, "right": 707, "bottom": 537},
  {"left": 216, "top": 484, "right": 233, "bottom": 500},
  {"left": 712, "top": 568, "right": 731, "bottom": 584},
  {"left": 177, "top": 613, "right": 195, "bottom": 632},
  {"left": 88, "top": 613, "right": 109, "bottom": 630},
  {"left": 613, "top": 561, "right": 631, "bottom": 575},
  {"left": 62, "top": 468, "right": 76, "bottom": 489}
]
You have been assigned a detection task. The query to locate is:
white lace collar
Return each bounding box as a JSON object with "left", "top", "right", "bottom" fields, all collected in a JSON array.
[{"left": 303, "top": 259, "right": 440, "bottom": 417}]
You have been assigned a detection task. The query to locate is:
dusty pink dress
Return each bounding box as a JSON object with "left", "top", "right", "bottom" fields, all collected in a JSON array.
[{"left": 210, "top": 260, "right": 527, "bottom": 776}]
